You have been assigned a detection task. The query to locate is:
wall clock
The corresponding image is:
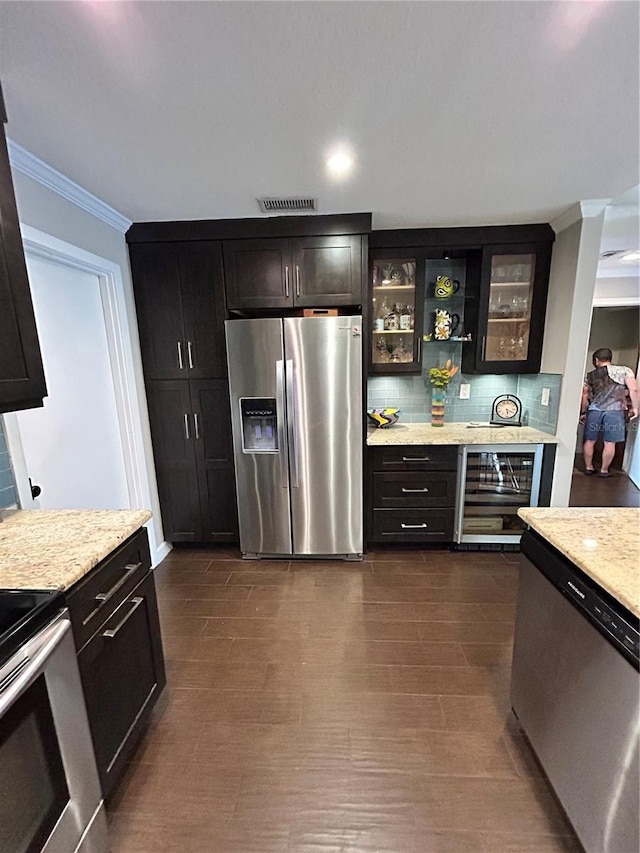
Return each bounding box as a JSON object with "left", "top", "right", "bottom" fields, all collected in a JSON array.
[{"left": 490, "top": 394, "right": 522, "bottom": 427}]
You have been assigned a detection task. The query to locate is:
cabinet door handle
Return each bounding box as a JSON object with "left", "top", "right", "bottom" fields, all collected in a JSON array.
[
  {"left": 401, "top": 487, "right": 429, "bottom": 493},
  {"left": 481, "top": 335, "right": 487, "bottom": 360},
  {"left": 187, "top": 340, "right": 194, "bottom": 369},
  {"left": 295, "top": 265, "right": 301, "bottom": 298},
  {"left": 402, "top": 456, "right": 430, "bottom": 462},
  {"left": 184, "top": 413, "right": 191, "bottom": 440},
  {"left": 416, "top": 336, "right": 422, "bottom": 364},
  {"left": 103, "top": 597, "right": 144, "bottom": 639},
  {"left": 193, "top": 412, "right": 200, "bottom": 440},
  {"left": 177, "top": 341, "right": 184, "bottom": 370},
  {"left": 400, "top": 523, "right": 428, "bottom": 529},
  {"left": 93, "top": 563, "right": 141, "bottom": 606},
  {"left": 285, "top": 266, "right": 290, "bottom": 298}
]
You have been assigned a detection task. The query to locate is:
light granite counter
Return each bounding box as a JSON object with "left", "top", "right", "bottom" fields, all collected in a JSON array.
[
  {"left": 367, "top": 422, "right": 557, "bottom": 446},
  {"left": 0, "top": 509, "right": 152, "bottom": 591},
  {"left": 518, "top": 507, "right": 640, "bottom": 618}
]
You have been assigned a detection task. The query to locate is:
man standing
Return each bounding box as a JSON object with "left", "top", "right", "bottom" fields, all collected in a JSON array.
[{"left": 581, "top": 348, "right": 639, "bottom": 477}]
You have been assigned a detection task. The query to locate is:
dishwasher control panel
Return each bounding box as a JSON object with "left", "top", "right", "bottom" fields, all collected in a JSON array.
[
  {"left": 522, "top": 529, "right": 639, "bottom": 669},
  {"left": 560, "top": 571, "right": 639, "bottom": 667}
]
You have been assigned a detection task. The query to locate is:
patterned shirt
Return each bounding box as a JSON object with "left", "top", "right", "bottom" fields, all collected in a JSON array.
[{"left": 585, "top": 364, "right": 634, "bottom": 411}]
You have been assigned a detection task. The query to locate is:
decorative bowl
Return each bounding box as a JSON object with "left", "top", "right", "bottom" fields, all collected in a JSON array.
[{"left": 367, "top": 408, "right": 401, "bottom": 429}]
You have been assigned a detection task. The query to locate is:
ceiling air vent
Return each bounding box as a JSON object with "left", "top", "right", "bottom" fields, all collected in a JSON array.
[{"left": 257, "top": 196, "right": 317, "bottom": 214}]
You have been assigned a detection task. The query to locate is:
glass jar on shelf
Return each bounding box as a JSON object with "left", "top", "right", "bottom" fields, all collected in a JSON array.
[{"left": 385, "top": 304, "right": 400, "bottom": 331}]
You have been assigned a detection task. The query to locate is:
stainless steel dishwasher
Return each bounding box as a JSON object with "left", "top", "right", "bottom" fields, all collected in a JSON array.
[{"left": 511, "top": 529, "right": 639, "bottom": 853}]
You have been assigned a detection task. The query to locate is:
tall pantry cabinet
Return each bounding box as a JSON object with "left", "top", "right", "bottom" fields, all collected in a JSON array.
[{"left": 128, "top": 241, "right": 237, "bottom": 542}]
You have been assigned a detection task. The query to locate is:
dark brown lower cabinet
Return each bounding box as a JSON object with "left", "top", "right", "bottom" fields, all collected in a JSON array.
[
  {"left": 67, "top": 528, "right": 165, "bottom": 800},
  {"left": 77, "top": 573, "right": 164, "bottom": 799},
  {"left": 145, "top": 379, "right": 238, "bottom": 543},
  {"left": 368, "top": 446, "right": 457, "bottom": 544}
]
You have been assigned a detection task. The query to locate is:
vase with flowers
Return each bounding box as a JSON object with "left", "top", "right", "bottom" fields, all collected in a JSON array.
[{"left": 428, "top": 359, "right": 459, "bottom": 427}]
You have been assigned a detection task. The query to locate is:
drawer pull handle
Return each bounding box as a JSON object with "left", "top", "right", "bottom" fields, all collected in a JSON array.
[
  {"left": 401, "top": 487, "right": 429, "bottom": 493},
  {"left": 94, "top": 563, "right": 141, "bottom": 604},
  {"left": 103, "top": 597, "right": 144, "bottom": 639},
  {"left": 402, "top": 456, "right": 430, "bottom": 462},
  {"left": 400, "top": 523, "right": 428, "bottom": 529}
]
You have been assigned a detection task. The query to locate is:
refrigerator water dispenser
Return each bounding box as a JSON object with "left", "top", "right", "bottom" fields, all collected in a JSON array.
[{"left": 240, "top": 398, "right": 278, "bottom": 452}]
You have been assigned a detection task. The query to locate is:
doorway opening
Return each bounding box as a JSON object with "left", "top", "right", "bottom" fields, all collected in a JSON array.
[{"left": 570, "top": 304, "right": 639, "bottom": 507}]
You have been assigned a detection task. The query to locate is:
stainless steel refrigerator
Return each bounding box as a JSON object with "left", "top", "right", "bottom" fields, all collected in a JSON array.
[{"left": 225, "top": 316, "right": 363, "bottom": 558}]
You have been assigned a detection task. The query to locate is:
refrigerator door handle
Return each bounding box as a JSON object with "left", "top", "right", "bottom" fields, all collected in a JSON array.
[
  {"left": 275, "top": 360, "right": 289, "bottom": 488},
  {"left": 285, "top": 359, "right": 299, "bottom": 488}
]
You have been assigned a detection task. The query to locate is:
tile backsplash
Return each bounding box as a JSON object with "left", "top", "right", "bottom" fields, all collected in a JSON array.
[
  {"left": 0, "top": 420, "right": 18, "bottom": 509},
  {"left": 368, "top": 371, "right": 562, "bottom": 434}
]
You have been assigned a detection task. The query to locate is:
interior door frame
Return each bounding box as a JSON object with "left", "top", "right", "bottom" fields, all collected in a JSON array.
[{"left": 3, "top": 225, "right": 168, "bottom": 562}]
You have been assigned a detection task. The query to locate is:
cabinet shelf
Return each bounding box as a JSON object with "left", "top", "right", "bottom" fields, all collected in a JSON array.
[
  {"left": 373, "top": 284, "right": 415, "bottom": 291},
  {"left": 487, "top": 317, "right": 529, "bottom": 323},
  {"left": 374, "top": 329, "right": 414, "bottom": 335},
  {"left": 423, "top": 336, "right": 473, "bottom": 343},
  {"left": 490, "top": 281, "right": 531, "bottom": 287}
]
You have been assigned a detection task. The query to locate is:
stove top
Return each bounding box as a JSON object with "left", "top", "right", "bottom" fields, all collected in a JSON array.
[{"left": 0, "top": 589, "right": 65, "bottom": 668}]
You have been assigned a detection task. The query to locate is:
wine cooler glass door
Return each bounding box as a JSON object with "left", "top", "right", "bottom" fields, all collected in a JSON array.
[{"left": 455, "top": 444, "right": 543, "bottom": 543}]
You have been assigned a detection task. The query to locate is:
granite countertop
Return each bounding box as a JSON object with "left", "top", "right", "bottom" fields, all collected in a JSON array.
[
  {"left": 0, "top": 509, "right": 152, "bottom": 591},
  {"left": 367, "top": 422, "right": 557, "bottom": 446},
  {"left": 518, "top": 507, "right": 640, "bottom": 617}
]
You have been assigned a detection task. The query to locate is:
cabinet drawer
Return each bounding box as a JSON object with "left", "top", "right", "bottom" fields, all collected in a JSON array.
[
  {"left": 373, "top": 471, "right": 457, "bottom": 508},
  {"left": 372, "top": 445, "right": 458, "bottom": 472},
  {"left": 372, "top": 509, "right": 454, "bottom": 542},
  {"left": 67, "top": 528, "right": 151, "bottom": 651}
]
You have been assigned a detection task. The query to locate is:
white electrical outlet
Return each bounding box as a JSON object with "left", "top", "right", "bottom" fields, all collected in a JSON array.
[
  {"left": 459, "top": 383, "right": 471, "bottom": 399},
  {"left": 541, "top": 387, "right": 550, "bottom": 406}
]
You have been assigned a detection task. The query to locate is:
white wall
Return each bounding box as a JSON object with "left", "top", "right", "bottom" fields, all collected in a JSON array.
[
  {"left": 11, "top": 169, "right": 166, "bottom": 561},
  {"left": 594, "top": 276, "right": 640, "bottom": 304},
  {"left": 541, "top": 209, "right": 605, "bottom": 505}
]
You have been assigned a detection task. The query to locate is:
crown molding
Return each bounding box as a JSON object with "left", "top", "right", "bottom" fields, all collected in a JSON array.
[
  {"left": 7, "top": 139, "right": 131, "bottom": 233},
  {"left": 551, "top": 199, "right": 610, "bottom": 234}
]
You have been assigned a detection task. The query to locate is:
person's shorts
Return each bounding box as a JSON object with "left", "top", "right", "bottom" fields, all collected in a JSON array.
[{"left": 583, "top": 409, "right": 626, "bottom": 443}]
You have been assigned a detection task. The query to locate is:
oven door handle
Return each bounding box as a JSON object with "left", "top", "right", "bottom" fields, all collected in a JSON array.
[{"left": 0, "top": 617, "right": 71, "bottom": 717}]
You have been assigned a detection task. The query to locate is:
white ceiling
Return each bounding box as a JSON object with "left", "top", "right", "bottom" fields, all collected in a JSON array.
[{"left": 0, "top": 1, "right": 638, "bottom": 229}]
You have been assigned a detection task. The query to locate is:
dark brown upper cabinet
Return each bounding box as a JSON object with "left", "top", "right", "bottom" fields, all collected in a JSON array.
[
  {"left": 223, "top": 235, "right": 363, "bottom": 310},
  {"left": 461, "top": 241, "right": 553, "bottom": 374},
  {"left": 0, "top": 84, "right": 47, "bottom": 413},
  {"left": 129, "top": 241, "right": 227, "bottom": 380},
  {"left": 369, "top": 225, "right": 555, "bottom": 376}
]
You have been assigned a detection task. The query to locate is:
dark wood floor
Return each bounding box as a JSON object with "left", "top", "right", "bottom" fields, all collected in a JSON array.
[
  {"left": 107, "top": 547, "right": 581, "bottom": 853},
  {"left": 569, "top": 467, "right": 640, "bottom": 508}
]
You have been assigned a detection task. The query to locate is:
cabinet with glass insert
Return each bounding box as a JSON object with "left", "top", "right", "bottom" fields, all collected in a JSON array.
[
  {"left": 369, "top": 227, "right": 554, "bottom": 376},
  {"left": 370, "top": 254, "right": 423, "bottom": 373},
  {"left": 462, "top": 242, "right": 553, "bottom": 374}
]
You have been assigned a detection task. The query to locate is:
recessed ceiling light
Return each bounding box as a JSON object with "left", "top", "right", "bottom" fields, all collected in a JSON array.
[
  {"left": 620, "top": 251, "right": 640, "bottom": 262},
  {"left": 326, "top": 149, "right": 354, "bottom": 178}
]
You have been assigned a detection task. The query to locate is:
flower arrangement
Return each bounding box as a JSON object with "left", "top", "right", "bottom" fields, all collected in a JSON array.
[
  {"left": 427, "top": 360, "right": 458, "bottom": 427},
  {"left": 428, "top": 359, "right": 459, "bottom": 389}
]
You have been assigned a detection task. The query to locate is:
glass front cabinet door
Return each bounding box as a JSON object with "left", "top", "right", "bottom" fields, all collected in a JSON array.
[
  {"left": 466, "top": 243, "right": 553, "bottom": 374},
  {"left": 370, "top": 254, "right": 422, "bottom": 373}
]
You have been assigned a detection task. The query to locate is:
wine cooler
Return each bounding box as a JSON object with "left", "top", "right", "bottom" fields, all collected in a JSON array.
[{"left": 454, "top": 445, "right": 543, "bottom": 544}]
